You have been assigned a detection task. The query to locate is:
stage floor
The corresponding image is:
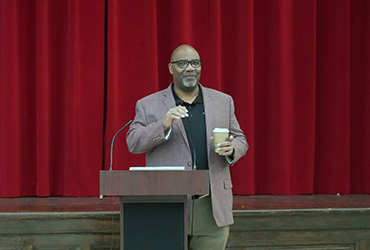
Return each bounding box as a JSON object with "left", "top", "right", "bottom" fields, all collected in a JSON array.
[
  {"left": 1, "top": 194, "right": 370, "bottom": 213},
  {"left": 233, "top": 194, "right": 370, "bottom": 210},
  {"left": 1, "top": 195, "right": 370, "bottom": 249}
]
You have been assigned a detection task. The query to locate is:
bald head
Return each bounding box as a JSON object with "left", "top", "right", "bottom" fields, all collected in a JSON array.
[
  {"left": 168, "top": 44, "right": 201, "bottom": 93},
  {"left": 170, "top": 44, "right": 200, "bottom": 62}
]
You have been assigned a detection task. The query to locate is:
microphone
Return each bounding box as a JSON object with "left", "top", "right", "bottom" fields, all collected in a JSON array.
[{"left": 109, "top": 120, "right": 132, "bottom": 171}]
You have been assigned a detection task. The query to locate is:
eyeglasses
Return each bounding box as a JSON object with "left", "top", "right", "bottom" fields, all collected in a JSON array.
[{"left": 170, "top": 59, "right": 202, "bottom": 69}]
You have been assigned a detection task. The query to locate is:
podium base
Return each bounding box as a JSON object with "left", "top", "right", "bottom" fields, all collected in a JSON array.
[{"left": 121, "top": 196, "right": 188, "bottom": 250}]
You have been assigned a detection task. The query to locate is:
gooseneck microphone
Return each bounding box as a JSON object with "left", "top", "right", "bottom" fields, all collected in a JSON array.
[
  {"left": 183, "top": 123, "right": 197, "bottom": 170},
  {"left": 109, "top": 120, "right": 132, "bottom": 171}
]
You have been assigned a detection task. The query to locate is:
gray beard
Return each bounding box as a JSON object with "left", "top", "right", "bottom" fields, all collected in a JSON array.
[{"left": 182, "top": 78, "right": 198, "bottom": 89}]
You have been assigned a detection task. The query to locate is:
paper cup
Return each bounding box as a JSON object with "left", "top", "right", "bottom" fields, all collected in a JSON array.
[{"left": 213, "top": 128, "right": 229, "bottom": 151}]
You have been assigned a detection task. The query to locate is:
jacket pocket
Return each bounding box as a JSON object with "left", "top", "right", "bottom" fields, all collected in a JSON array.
[{"left": 224, "top": 179, "right": 233, "bottom": 189}]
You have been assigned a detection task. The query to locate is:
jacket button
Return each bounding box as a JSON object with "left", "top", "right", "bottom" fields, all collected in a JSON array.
[{"left": 187, "top": 162, "right": 192, "bottom": 166}]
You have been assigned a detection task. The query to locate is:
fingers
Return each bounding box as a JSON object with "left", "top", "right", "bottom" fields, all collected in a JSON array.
[
  {"left": 216, "top": 144, "right": 234, "bottom": 156},
  {"left": 171, "top": 106, "right": 189, "bottom": 119},
  {"left": 215, "top": 135, "right": 234, "bottom": 156},
  {"left": 163, "top": 105, "right": 189, "bottom": 129}
]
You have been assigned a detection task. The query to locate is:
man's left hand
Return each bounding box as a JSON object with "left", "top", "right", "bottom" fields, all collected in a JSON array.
[{"left": 215, "top": 135, "right": 234, "bottom": 156}]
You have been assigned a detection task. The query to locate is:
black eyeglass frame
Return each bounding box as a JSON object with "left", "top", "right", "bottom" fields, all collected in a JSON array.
[{"left": 170, "top": 59, "right": 202, "bottom": 68}]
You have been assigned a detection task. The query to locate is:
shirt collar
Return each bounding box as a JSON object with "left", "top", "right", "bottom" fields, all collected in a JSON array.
[{"left": 172, "top": 83, "right": 203, "bottom": 105}]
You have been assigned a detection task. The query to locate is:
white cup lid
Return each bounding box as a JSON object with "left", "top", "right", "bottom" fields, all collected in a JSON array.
[{"left": 213, "top": 128, "right": 229, "bottom": 132}]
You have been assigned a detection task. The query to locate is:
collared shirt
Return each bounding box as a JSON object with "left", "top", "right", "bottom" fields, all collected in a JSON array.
[{"left": 172, "top": 84, "right": 209, "bottom": 170}]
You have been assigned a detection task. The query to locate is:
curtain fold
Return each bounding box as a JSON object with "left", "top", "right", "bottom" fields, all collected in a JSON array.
[
  {"left": 0, "top": 0, "right": 105, "bottom": 197},
  {"left": 253, "top": 0, "right": 317, "bottom": 194},
  {"left": 0, "top": 0, "right": 369, "bottom": 197},
  {"left": 314, "top": 0, "right": 351, "bottom": 193},
  {"left": 349, "top": 0, "right": 370, "bottom": 193}
]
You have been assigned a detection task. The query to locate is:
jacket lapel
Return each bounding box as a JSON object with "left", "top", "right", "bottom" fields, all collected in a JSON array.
[
  {"left": 161, "top": 85, "right": 189, "bottom": 148},
  {"left": 201, "top": 85, "right": 215, "bottom": 160}
]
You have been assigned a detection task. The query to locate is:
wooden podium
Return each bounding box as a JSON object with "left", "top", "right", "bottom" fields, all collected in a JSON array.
[{"left": 100, "top": 169, "right": 210, "bottom": 250}]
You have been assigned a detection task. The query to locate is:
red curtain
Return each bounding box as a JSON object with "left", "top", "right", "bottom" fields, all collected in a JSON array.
[
  {"left": 0, "top": 0, "right": 105, "bottom": 196},
  {"left": 1, "top": 0, "right": 369, "bottom": 197}
]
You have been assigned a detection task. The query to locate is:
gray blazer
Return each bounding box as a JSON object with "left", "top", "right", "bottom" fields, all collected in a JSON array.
[{"left": 126, "top": 84, "right": 248, "bottom": 227}]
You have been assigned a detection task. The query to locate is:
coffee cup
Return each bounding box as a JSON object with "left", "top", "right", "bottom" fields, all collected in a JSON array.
[{"left": 213, "top": 128, "right": 229, "bottom": 151}]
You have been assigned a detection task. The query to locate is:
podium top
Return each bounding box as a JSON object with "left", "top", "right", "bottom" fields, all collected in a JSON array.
[
  {"left": 129, "top": 166, "right": 185, "bottom": 171},
  {"left": 100, "top": 170, "right": 209, "bottom": 196}
]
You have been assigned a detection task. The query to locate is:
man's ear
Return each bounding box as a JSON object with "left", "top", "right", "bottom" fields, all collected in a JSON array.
[{"left": 168, "top": 63, "right": 173, "bottom": 74}]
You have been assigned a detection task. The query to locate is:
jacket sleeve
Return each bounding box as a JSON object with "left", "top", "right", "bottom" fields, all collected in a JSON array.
[
  {"left": 229, "top": 96, "right": 249, "bottom": 164},
  {"left": 126, "top": 99, "right": 168, "bottom": 154}
]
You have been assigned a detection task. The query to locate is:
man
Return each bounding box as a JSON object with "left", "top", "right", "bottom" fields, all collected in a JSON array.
[{"left": 126, "top": 44, "right": 248, "bottom": 250}]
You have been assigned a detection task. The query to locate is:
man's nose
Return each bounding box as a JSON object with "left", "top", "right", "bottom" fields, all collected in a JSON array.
[{"left": 185, "top": 64, "right": 195, "bottom": 71}]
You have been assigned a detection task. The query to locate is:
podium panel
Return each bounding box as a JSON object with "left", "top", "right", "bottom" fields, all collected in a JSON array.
[
  {"left": 100, "top": 170, "right": 209, "bottom": 250},
  {"left": 123, "top": 202, "right": 184, "bottom": 250}
]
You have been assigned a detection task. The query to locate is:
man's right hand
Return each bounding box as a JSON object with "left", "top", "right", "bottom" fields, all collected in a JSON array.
[{"left": 163, "top": 105, "right": 189, "bottom": 130}]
